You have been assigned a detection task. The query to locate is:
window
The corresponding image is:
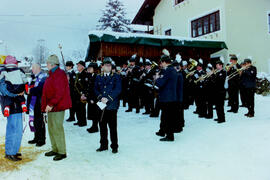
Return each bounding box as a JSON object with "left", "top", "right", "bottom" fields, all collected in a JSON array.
[
  {"left": 268, "top": 13, "right": 270, "bottom": 33},
  {"left": 175, "top": 0, "right": 184, "bottom": 6},
  {"left": 165, "top": 29, "right": 172, "bottom": 36},
  {"left": 191, "top": 10, "right": 220, "bottom": 38}
]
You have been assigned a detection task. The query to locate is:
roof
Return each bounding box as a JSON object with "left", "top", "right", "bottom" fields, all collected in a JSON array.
[
  {"left": 132, "top": 0, "right": 161, "bottom": 25},
  {"left": 88, "top": 31, "right": 228, "bottom": 49}
]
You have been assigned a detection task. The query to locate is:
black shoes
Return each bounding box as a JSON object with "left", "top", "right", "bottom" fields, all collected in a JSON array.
[
  {"left": 87, "top": 127, "right": 99, "bottom": 133},
  {"left": 245, "top": 113, "right": 254, "bottom": 118},
  {"left": 45, "top": 151, "right": 67, "bottom": 161},
  {"left": 36, "top": 141, "right": 45, "bottom": 147},
  {"left": 66, "top": 118, "right": 75, "bottom": 122},
  {"left": 28, "top": 139, "right": 37, "bottom": 144},
  {"left": 160, "top": 137, "right": 174, "bottom": 142},
  {"left": 150, "top": 114, "right": 159, "bottom": 118},
  {"left": 174, "top": 128, "right": 183, "bottom": 133},
  {"left": 29, "top": 139, "right": 45, "bottom": 147},
  {"left": 96, "top": 147, "right": 108, "bottom": 152},
  {"left": 79, "top": 124, "right": 87, "bottom": 127},
  {"left": 227, "top": 109, "right": 238, "bottom": 113},
  {"left": 45, "top": 151, "right": 58, "bottom": 157},
  {"left": 5, "top": 155, "right": 22, "bottom": 161},
  {"left": 74, "top": 122, "right": 87, "bottom": 127},
  {"left": 205, "top": 115, "right": 213, "bottom": 119},
  {"left": 53, "top": 154, "right": 67, "bottom": 161},
  {"left": 96, "top": 147, "right": 118, "bottom": 154},
  {"left": 217, "top": 121, "right": 225, "bottom": 124},
  {"left": 156, "top": 131, "right": 165, "bottom": 137},
  {"left": 136, "top": 109, "right": 140, "bottom": 113},
  {"left": 125, "top": 109, "right": 132, "bottom": 112}
]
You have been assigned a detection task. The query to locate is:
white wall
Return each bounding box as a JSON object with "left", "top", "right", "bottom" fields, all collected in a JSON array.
[{"left": 153, "top": 0, "right": 270, "bottom": 72}]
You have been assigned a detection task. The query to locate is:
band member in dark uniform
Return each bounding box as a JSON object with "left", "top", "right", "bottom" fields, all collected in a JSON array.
[
  {"left": 94, "top": 57, "right": 122, "bottom": 154},
  {"left": 126, "top": 55, "right": 141, "bottom": 113},
  {"left": 65, "top": 61, "right": 76, "bottom": 122},
  {"left": 241, "top": 58, "right": 257, "bottom": 117},
  {"left": 74, "top": 61, "right": 88, "bottom": 127},
  {"left": 120, "top": 61, "right": 129, "bottom": 107},
  {"left": 155, "top": 50, "right": 180, "bottom": 141},
  {"left": 227, "top": 55, "right": 241, "bottom": 113},
  {"left": 239, "top": 62, "right": 247, "bottom": 108},
  {"left": 172, "top": 57, "right": 185, "bottom": 132},
  {"left": 180, "top": 60, "right": 190, "bottom": 110},
  {"left": 86, "top": 62, "right": 100, "bottom": 133},
  {"left": 193, "top": 59, "right": 207, "bottom": 118},
  {"left": 204, "top": 63, "right": 215, "bottom": 119},
  {"left": 140, "top": 59, "right": 155, "bottom": 115},
  {"left": 213, "top": 60, "right": 227, "bottom": 123}
]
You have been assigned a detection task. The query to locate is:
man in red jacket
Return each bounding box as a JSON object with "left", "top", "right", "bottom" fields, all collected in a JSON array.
[{"left": 41, "top": 54, "right": 72, "bottom": 161}]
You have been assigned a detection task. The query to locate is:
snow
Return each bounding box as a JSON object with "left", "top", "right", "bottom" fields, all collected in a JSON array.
[
  {"left": 88, "top": 30, "right": 226, "bottom": 43},
  {"left": 257, "top": 72, "right": 270, "bottom": 81},
  {"left": 1, "top": 95, "right": 270, "bottom": 180}
]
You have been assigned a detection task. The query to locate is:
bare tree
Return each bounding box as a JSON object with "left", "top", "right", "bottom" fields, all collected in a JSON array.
[{"left": 33, "top": 39, "right": 49, "bottom": 64}]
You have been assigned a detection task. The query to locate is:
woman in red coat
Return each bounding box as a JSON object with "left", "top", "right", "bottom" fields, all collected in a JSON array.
[{"left": 41, "top": 54, "right": 72, "bottom": 161}]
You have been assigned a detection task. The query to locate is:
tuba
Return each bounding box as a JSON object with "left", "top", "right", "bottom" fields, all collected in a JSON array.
[{"left": 188, "top": 58, "right": 198, "bottom": 71}]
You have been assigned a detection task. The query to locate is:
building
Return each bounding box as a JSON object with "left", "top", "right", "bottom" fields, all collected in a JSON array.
[{"left": 133, "top": 0, "right": 270, "bottom": 72}]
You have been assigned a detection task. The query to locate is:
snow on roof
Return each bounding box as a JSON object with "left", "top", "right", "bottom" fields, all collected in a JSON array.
[{"left": 88, "top": 30, "right": 225, "bottom": 43}]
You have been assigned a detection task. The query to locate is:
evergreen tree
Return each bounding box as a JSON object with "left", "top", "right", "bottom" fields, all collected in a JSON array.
[{"left": 97, "top": 0, "right": 132, "bottom": 32}]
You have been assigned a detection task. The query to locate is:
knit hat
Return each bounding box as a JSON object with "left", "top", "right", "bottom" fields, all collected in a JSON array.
[
  {"left": 5, "top": 55, "right": 20, "bottom": 65},
  {"left": 46, "top": 55, "right": 60, "bottom": 65}
]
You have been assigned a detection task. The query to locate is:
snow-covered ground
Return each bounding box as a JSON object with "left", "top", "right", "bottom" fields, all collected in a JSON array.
[{"left": 0, "top": 95, "right": 270, "bottom": 180}]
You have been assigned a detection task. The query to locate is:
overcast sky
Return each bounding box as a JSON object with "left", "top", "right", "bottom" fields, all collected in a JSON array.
[{"left": 0, "top": 0, "right": 145, "bottom": 59}]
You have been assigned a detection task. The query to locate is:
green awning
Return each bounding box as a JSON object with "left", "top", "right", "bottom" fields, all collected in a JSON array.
[{"left": 88, "top": 31, "right": 228, "bottom": 49}]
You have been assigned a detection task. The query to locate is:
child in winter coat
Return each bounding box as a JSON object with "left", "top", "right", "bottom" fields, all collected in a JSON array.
[{"left": 0, "top": 55, "right": 28, "bottom": 117}]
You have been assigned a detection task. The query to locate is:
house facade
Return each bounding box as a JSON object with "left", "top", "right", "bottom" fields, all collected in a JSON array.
[{"left": 133, "top": 0, "right": 270, "bottom": 72}]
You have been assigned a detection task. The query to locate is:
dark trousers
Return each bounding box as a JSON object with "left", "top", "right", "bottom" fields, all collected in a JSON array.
[
  {"left": 34, "top": 114, "right": 46, "bottom": 143},
  {"left": 75, "top": 101, "right": 87, "bottom": 126},
  {"left": 245, "top": 88, "right": 255, "bottom": 115},
  {"left": 196, "top": 88, "right": 207, "bottom": 116},
  {"left": 206, "top": 93, "right": 213, "bottom": 118},
  {"left": 240, "top": 87, "right": 247, "bottom": 107},
  {"left": 127, "top": 88, "right": 140, "bottom": 111},
  {"left": 144, "top": 91, "right": 154, "bottom": 113},
  {"left": 87, "top": 102, "right": 99, "bottom": 128},
  {"left": 151, "top": 97, "right": 161, "bottom": 117},
  {"left": 68, "top": 97, "right": 76, "bottom": 120},
  {"left": 99, "top": 109, "right": 118, "bottom": 150},
  {"left": 215, "top": 92, "right": 226, "bottom": 122},
  {"left": 175, "top": 103, "right": 185, "bottom": 131},
  {"left": 159, "top": 102, "right": 176, "bottom": 139},
  {"left": 228, "top": 87, "right": 239, "bottom": 111}
]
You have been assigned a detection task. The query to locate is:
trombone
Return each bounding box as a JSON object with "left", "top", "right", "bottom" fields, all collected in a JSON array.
[
  {"left": 226, "top": 62, "right": 255, "bottom": 81},
  {"left": 186, "top": 70, "right": 196, "bottom": 78}
]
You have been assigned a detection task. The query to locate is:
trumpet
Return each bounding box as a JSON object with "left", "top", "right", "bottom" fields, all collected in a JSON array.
[{"left": 194, "top": 69, "right": 221, "bottom": 83}]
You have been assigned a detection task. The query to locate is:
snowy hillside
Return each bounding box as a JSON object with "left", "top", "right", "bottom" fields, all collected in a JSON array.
[{"left": 0, "top": 95, "right": 270, "bottom": 180}]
